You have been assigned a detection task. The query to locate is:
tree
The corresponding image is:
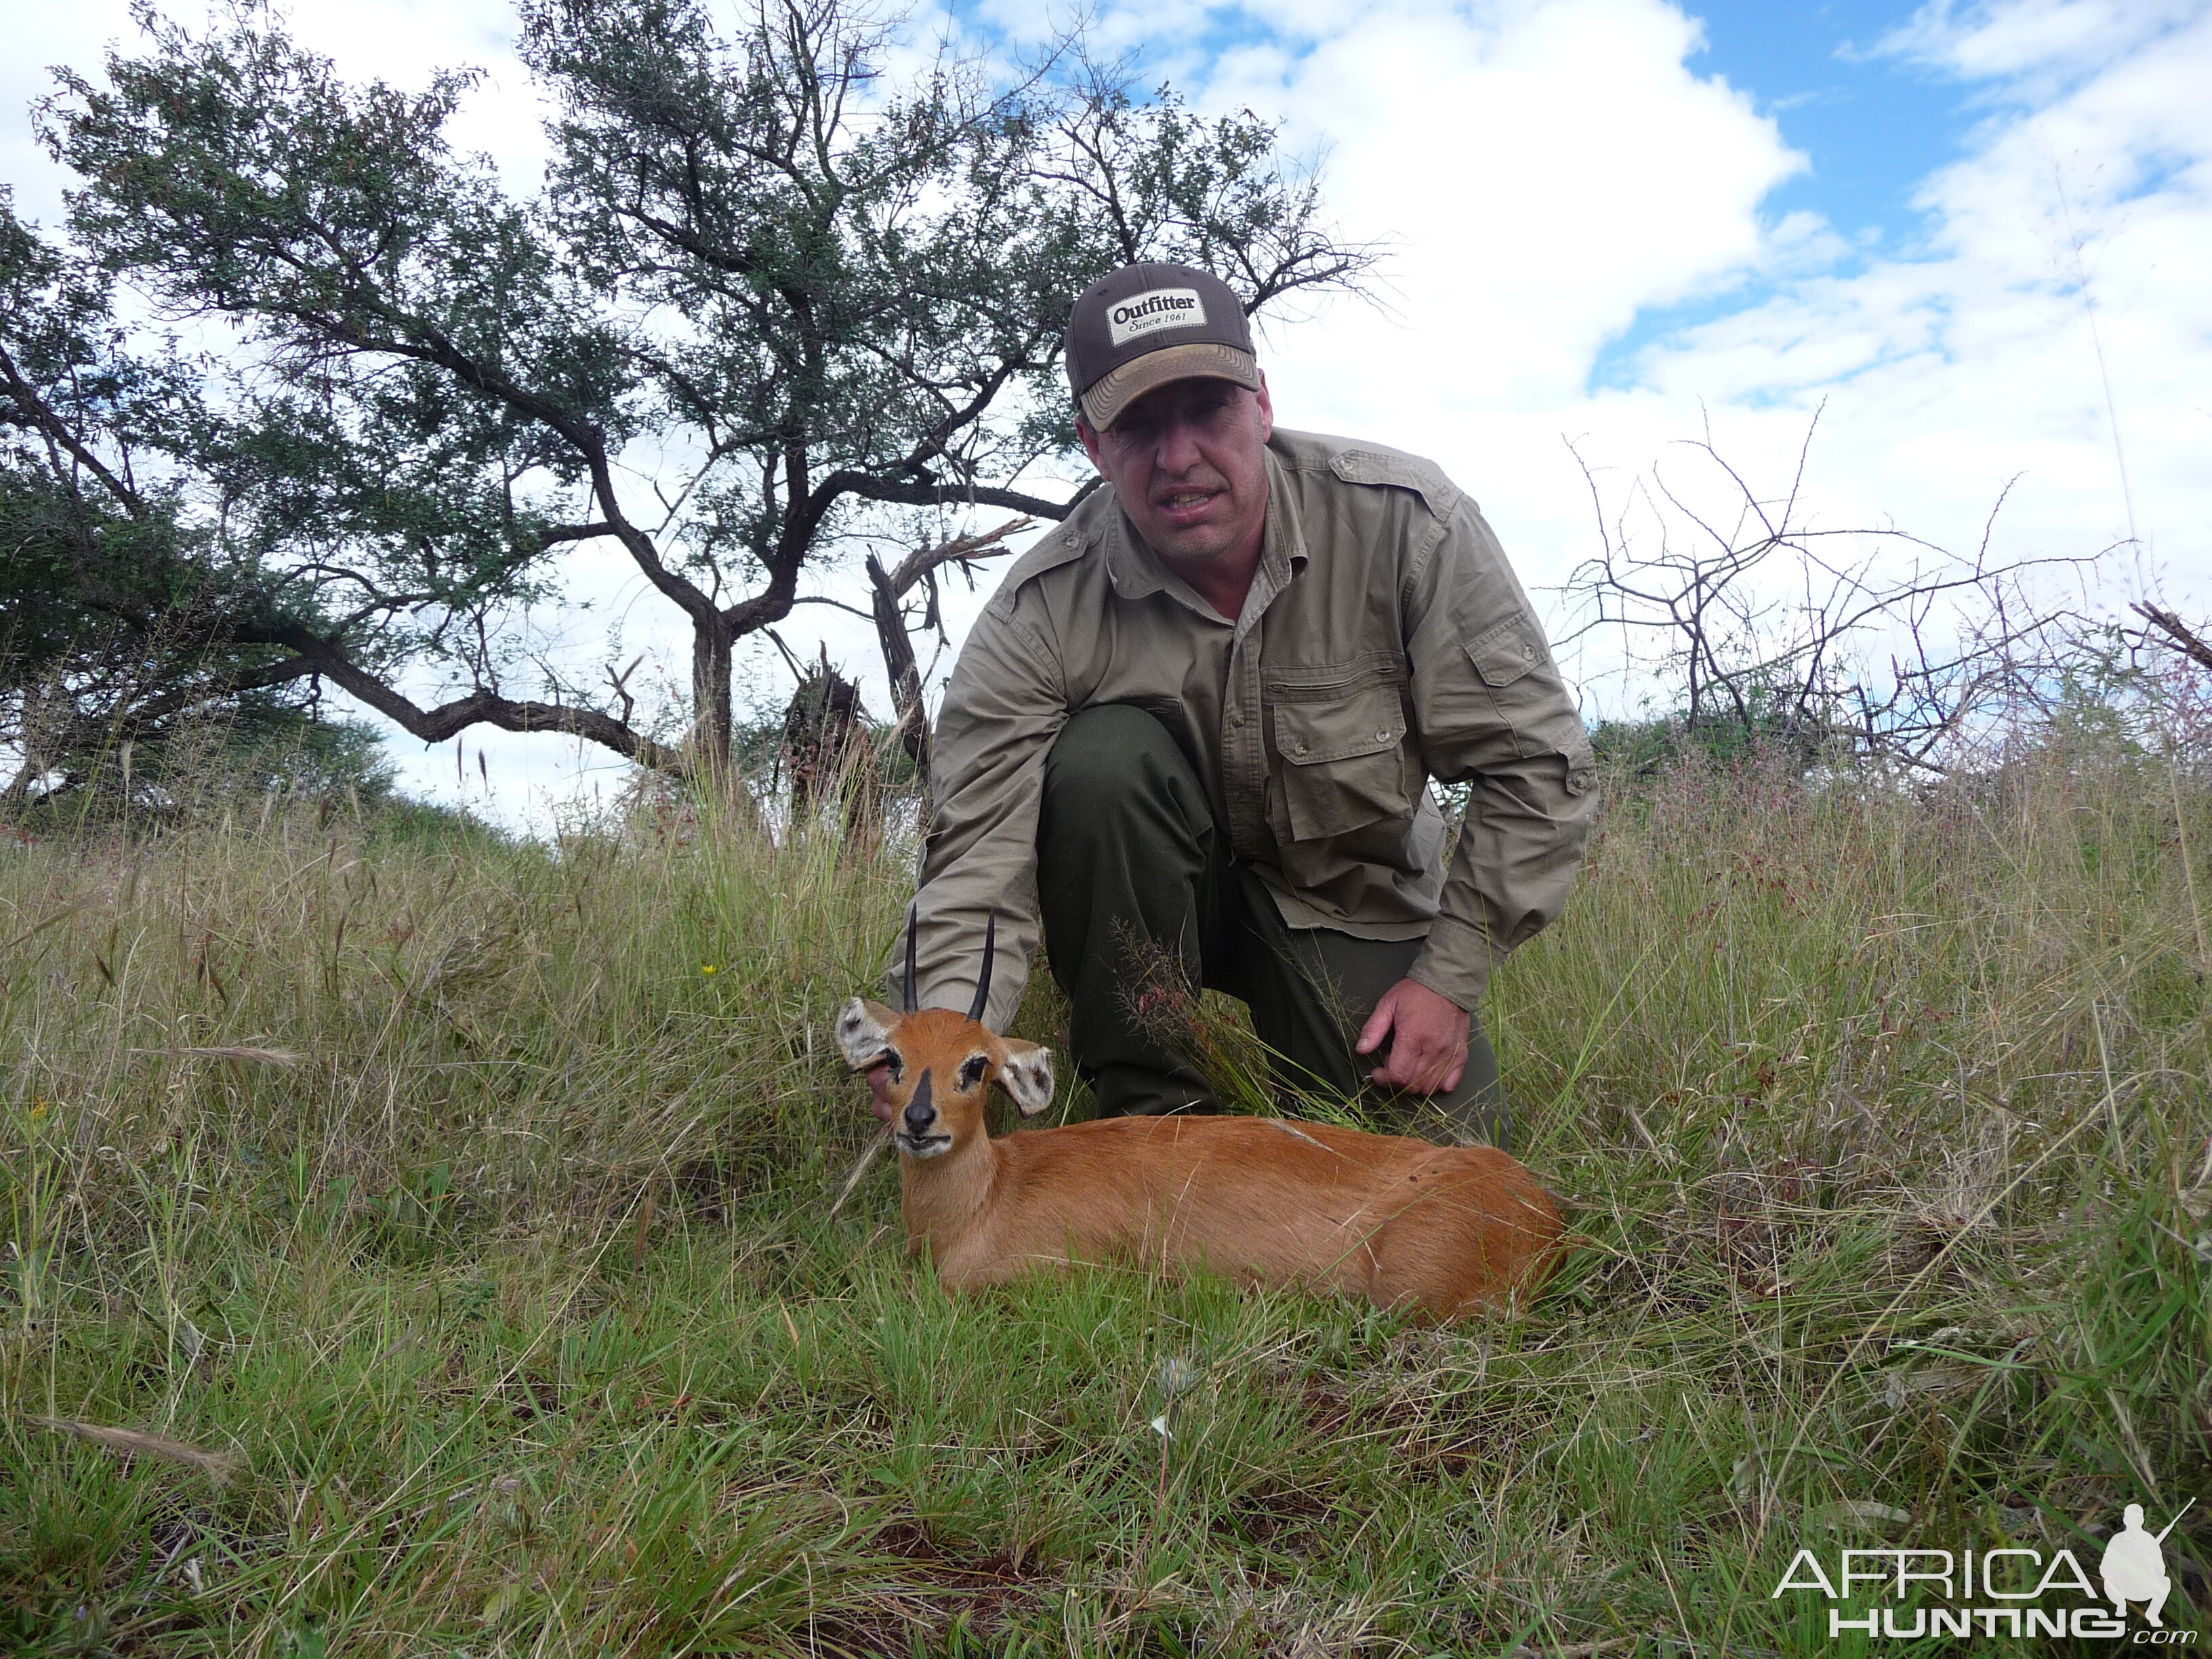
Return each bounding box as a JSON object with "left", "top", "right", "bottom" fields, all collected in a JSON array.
[
  {"left": 0, "top": 188, "right": 373, "bottom": 813},
  {"left": 22, "top": 0, "right": 1372, "bottom": 785}
]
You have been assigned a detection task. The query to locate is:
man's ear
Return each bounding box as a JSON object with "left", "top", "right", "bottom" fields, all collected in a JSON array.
[
  {"left": 1075, "top": 413, "right": 1105, "bottom": 476},
  {"left": 994, "top": 1038, "right": 1055, "bottom": 1117},
  {"left": 835, "top": 998, "right": 899, "bottom": 1070}
]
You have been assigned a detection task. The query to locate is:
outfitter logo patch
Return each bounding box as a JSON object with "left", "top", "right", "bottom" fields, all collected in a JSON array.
[{"left": 1107, "top": 287, "right": 1205, "bottom": 347}]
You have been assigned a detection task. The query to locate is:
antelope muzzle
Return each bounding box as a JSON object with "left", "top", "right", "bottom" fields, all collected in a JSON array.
[{"left": 895, "top": 1069, "right": 951, "bottom": 1158}]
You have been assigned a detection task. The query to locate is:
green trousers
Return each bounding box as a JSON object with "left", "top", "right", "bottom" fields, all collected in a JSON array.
[{"left": 1036, "top": 704, "right": 1510, "bottom": 1149}]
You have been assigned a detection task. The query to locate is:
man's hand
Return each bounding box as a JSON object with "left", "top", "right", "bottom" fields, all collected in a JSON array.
[
  {"left": 1355, "top": 978, "right": 1470, "bottom": 1095},
  {"left": 866, "top": 1063, "right": 897, "bottom": 1124}
]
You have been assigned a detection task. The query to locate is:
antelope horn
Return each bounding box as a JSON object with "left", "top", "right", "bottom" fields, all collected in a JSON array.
[
  {"left": 903, "top": 903, "right": 919, "bottom": 1014},
  {"left": 967, "top": 909, "right": 997, "bottom": 1023}
]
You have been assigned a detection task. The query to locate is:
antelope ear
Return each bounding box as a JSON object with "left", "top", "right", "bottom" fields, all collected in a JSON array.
[
  {"left": 835, "top": 998, "right": 899, "bottom": 1069},
  {"left": 995, "top": 1038, "right": 1055, "bottom": 1117}
]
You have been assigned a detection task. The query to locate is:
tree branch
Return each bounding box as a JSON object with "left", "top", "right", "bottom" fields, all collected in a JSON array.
[
  {"left": 274, "top": 627, "right": 687, "bottom": 773},
  {"left": 860, "top": 516, "right": 1031, "bottom": 775},
  {"left": 812, "top": 470, "right": 1078, "bottom": 522},
  {"left": 2133, "top": 604, "right": 2212, "bottom": 673},
  {"left": 0, "top": 348, "right": 146, "bottom": 516}
]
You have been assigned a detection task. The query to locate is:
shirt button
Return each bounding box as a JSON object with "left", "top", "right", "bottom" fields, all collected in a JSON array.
[
  {"left": 1375, "top": 729, "right": 1389, "bottom": 741},
  {"left": 1521, "top": 642, "right": 1536, "bottom": 661},
  {"left": 1293, "top": 740, "right": 1308, "bottom": 755}
]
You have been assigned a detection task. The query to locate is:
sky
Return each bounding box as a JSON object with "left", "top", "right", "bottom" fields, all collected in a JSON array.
[{"left": 4, "top": 0, "right": 2206, "bottom": 829}]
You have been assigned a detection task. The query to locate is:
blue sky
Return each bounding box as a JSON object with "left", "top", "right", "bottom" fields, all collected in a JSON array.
[
  {"left": 1694, "top": 0, "right": 1961, "bottom": 241},
  {"left": 1596, "top": 0, "right": 1965, "bottom": 381}
]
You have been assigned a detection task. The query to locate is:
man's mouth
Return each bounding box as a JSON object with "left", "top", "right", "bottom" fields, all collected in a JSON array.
[{"left": 1155, "top": 487, "right": 1220, "bottom": 524}]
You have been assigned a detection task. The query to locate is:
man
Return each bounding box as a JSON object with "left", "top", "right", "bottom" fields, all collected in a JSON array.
[{"left": 877, "top": 262, "right": 1595, "bottom": 1146}]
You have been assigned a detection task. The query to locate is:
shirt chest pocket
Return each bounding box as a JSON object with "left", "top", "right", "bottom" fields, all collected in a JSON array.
[{"left": 1269, "top": 674, "right": 1412, "bottom": 841}]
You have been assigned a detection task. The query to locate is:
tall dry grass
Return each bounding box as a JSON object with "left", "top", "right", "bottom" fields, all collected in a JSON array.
[
  {"left": 0, "top": 731, "right": 2205, "bottom": 1655},
  {"left": 1, "top": 781, "right": 915, "bottom": 1233}
]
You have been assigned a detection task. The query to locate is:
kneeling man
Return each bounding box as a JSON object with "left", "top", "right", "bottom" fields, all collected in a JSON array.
[{"left": 887, "top": 262, "right": 1595, "bottom": 1146}]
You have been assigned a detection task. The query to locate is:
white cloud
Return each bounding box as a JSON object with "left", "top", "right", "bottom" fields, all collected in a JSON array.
[
  {"left": 1608, "top": 0, "right": 2212, "bottom": 588},
  {"left": 1875, "top": 0, "right": 2204, "bottom": 86},
  {"left": 1202, "top": 0, "right": 1806, "bottom": 413},
  {"left": 1149, "top": 0, "right": 2210, "bottom": 720}
]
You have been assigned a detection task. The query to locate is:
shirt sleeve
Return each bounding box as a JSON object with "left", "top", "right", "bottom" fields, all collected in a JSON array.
[
  {"left": 1401, "top": 499, "right": 1597, "bottom": 1009},
  {"left": 899, "top": 594, "right": 1069, "bottom": 1030}
]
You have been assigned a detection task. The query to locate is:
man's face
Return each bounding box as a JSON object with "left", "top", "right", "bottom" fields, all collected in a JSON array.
[{"left": 1078, "top": 375, "right": 1273, "bottom": 563}]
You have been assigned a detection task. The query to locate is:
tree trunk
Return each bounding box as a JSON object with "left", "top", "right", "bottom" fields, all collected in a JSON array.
[
  {"left": 865, "top": 552, "right": 930, "bottom": 781},
  {"left": 691, "top": 619, "right": 735, "bottom": 778},
  {"left": 780, "top": 655, "right": 876, "bottom": 847}
]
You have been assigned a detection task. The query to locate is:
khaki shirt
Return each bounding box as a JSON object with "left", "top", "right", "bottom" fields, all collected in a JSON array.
[{"left": 905, "top": 426, "right": 1597, "bottom": 1029}]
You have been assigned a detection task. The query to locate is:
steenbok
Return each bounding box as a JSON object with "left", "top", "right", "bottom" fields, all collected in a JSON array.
[{"left": 836, "top": 913, "right": 1563, "bottom": 1320}]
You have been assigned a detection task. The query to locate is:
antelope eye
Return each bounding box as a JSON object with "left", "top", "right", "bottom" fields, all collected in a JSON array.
[
  {"left": 882, "top": 1050, "right": 903, "bottom": 1082},
  {"left": 958, "top": 1054, "right": 989, "bottom": 1090}
]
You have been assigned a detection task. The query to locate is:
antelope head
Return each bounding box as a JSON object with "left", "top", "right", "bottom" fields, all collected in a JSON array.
[{"left": 836, "top": 909, "right": 1054, "bottom": 1160}]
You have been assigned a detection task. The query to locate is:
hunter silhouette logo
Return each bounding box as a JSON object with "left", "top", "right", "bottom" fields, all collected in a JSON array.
[{"left": 2105, "top": 1501, "right": 2192, "bottom": 1629}]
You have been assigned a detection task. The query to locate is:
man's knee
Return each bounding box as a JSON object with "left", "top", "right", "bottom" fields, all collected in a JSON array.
[{"left": 1044, "top": 705, "right": 1200, "bottom": 827}]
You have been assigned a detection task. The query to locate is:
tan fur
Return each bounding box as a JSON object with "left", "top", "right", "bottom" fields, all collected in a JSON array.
[{"left": 837, "top": 998, "right": 1563, "bottom": 1320}]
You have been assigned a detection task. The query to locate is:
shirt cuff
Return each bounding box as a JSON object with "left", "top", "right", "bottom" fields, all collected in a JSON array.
[{"left": 1406, "top": 912, "right": 1496, "bottom": 1012}]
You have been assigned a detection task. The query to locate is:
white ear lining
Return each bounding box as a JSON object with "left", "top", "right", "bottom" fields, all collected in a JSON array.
[
  {"left": 834, "top": 997, "right": 895, "bottom": 1070},
  {"left": 996, "top": 1041, "right": 1055, "bottom": 1117}
]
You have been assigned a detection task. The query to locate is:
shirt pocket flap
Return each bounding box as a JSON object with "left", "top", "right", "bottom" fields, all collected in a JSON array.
[
  {"left": 1467, "top": 611, "right": 1543, "bottom": 689},
  {"left": 1273, "top": 688, "right": 1406, "bottom": 766}
]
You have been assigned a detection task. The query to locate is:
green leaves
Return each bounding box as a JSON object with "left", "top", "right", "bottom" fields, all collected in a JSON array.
[{"left": 48, "top": 18, "right": 480, "bottom": 337}]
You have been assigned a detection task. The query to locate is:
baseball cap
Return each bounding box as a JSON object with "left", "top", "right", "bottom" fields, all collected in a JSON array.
[{"left": 1064, "top": 262, "right": 1261, "bottom": 432}]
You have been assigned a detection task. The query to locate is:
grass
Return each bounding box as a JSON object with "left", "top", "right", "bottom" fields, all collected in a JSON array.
[{"left": 1, "top": 739, "right": 2207, "bottom": 1656}]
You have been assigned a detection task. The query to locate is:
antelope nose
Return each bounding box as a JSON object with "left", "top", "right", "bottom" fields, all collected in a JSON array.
[{"left": 903, "top": 1071, "right": 935, "bottom": 1133}]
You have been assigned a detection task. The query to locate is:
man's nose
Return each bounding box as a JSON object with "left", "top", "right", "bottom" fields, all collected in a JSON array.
[{"left": 1151, "top": 413, "right": 1204, "bottom": 474}]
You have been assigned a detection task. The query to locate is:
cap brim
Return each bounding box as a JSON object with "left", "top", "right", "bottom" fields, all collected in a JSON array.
[{"left": 1079, "top": 343, "right": 1261, "bottom": 432}]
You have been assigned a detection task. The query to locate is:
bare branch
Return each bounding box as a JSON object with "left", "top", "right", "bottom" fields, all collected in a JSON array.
[
  {"left": 1556, "top": 414, "right": 2093, "bottom": 769},
  {"left": 2133, "top": 603, "right": 2212, "bottom": 672},
  {"left": 863, "top": 516, "right": 1032, "bottom": 774}
]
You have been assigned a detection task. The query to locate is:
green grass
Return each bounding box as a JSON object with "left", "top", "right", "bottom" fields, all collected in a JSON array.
[{"left": 1, "top": 743, "right": 2207, "bottom": 1656}]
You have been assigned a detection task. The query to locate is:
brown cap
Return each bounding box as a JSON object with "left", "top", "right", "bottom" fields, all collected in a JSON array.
[{"left": 1065, "top": 263, "right": 1260, "bottom": 432}]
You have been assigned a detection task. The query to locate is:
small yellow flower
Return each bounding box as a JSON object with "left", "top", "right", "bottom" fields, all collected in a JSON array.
[
  {"left": 700, "top": 964, "right": 718, "bottom": 976},
  {"left": 29, "top": 1099, "right": 50, "bottom": 1120}
]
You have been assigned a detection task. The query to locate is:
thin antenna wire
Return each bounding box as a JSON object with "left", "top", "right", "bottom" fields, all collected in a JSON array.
[{"left": 2053, "top": 163, "right": 2139, "bottom": 557}]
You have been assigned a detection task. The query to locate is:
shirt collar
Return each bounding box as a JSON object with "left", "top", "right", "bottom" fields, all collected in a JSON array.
[{"left": 1254, "top": 443, "right": 1307, "bottom": 587}]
